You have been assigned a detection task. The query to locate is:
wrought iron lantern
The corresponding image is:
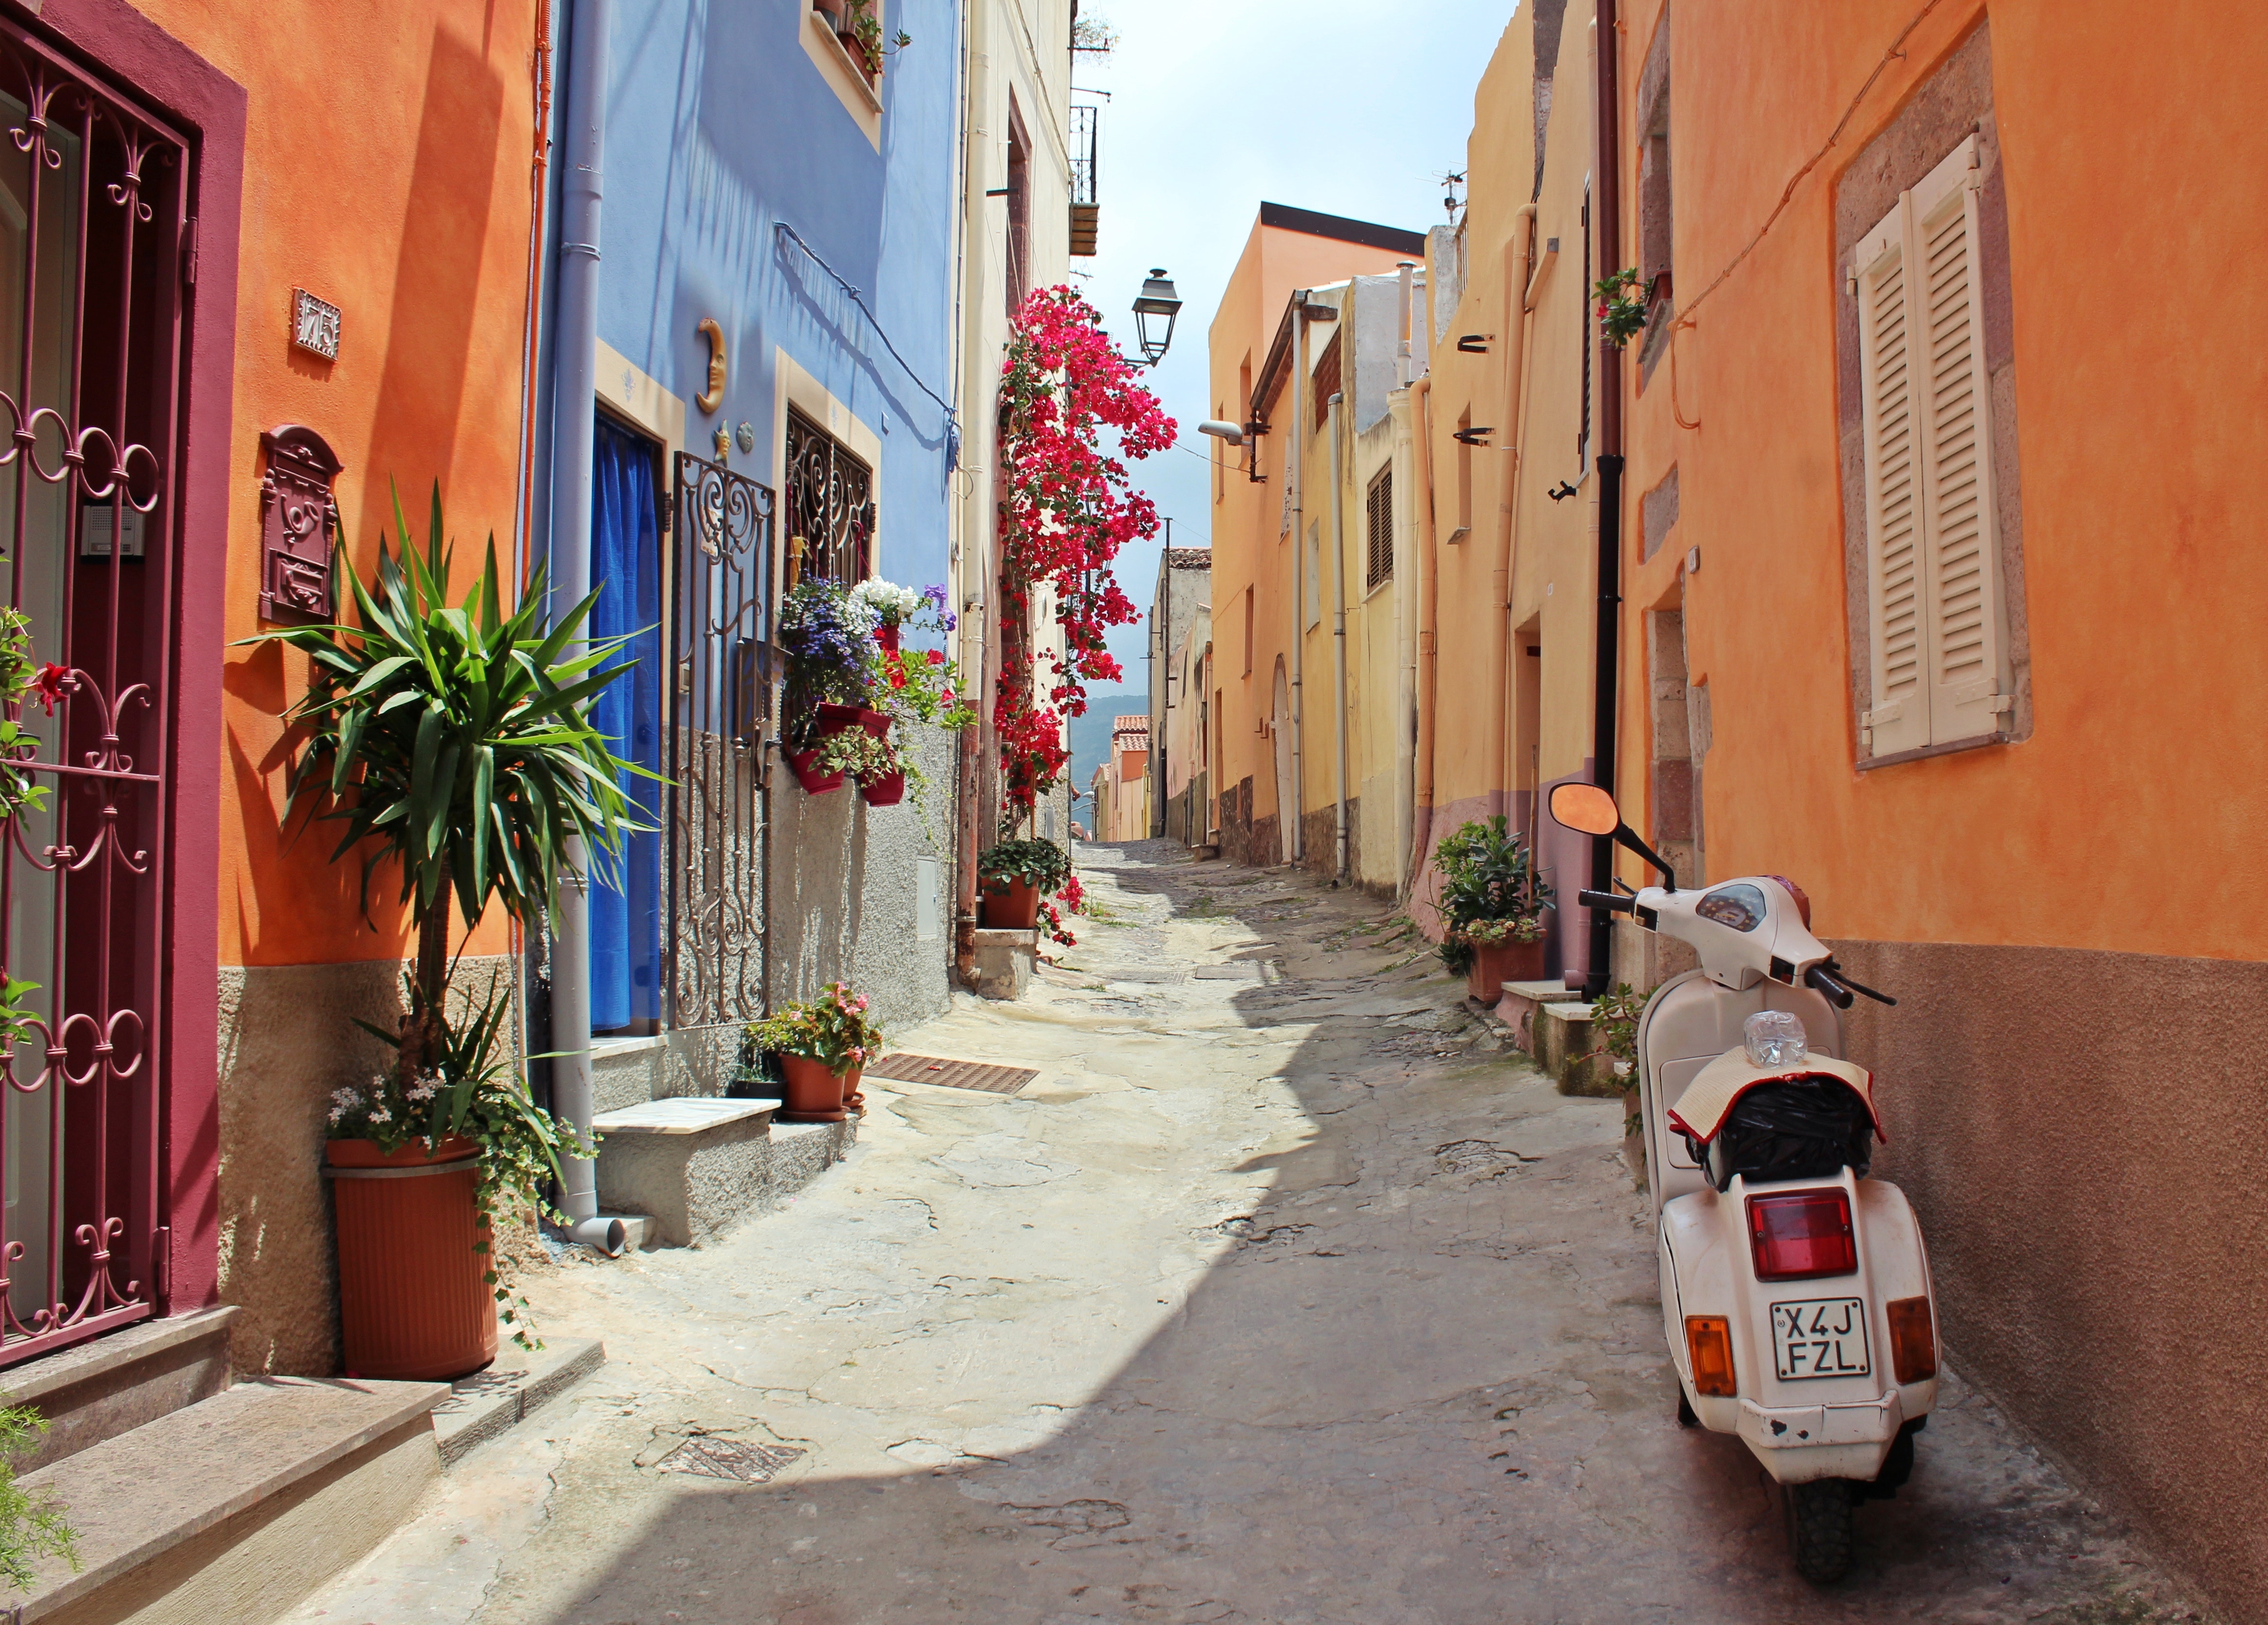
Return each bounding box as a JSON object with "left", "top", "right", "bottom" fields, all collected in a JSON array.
[{"left": 1132, "top": 268, "right": 1182, "bottom": 366}]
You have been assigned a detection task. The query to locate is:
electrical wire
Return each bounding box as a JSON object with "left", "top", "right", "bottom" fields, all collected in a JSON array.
[{"left": 773, "top": 220, "right": 960, "bottom": 460}]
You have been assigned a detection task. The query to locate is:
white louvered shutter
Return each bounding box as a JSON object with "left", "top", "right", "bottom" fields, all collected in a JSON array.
[
  {"left": 1855, "top": 198, "right": 1929, "bottom": 757},
  {"left": 1855, "top": 136, "right": 2009, "bottom": 757},
  {"left": 1909, "top": 138, "right": 2008, "bottom": 744}
]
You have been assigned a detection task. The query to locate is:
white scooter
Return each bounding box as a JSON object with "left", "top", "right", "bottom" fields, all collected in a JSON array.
[{"left": 1549, "top": 784, "right": 1938, "bottom": 1583}]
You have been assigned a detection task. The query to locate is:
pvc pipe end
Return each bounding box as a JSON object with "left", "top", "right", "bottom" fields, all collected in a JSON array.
[{"left": 568, "top": 1215, "right": 627, "bottom": 1257}]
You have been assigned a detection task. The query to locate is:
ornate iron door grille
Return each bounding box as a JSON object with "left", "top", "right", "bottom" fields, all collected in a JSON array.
[
  {"left": 666, "top": 453, "right": 773, "bottom": 1030},
  {"left": 782, "top": 407, "right": 872, "bottom": 586},
  {"left": 0, "top": 22, "right": 190, "bottom": 1366}
]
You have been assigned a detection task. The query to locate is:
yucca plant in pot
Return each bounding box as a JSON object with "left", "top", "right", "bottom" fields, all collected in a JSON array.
[
  {"left": 251, "top": 485, "right": 646, "bottom": 1378},
  {"left": 1433, "top": 815, "right": 1555, "bottom": 1000}
]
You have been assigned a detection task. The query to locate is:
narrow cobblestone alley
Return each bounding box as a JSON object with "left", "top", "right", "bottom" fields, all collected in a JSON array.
[{"left": 298, "top": 845, "right": 2207, "bottom": 1625}]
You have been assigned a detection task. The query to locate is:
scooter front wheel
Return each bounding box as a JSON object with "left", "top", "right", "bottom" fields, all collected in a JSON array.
[{"left": 1782, "top": 1480, "right": 1854, "bottom": 1584}]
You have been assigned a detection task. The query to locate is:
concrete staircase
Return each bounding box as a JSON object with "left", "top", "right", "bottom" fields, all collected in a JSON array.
[{"left": 589, "top": 1034, "right": 857, "bottom": 1249}]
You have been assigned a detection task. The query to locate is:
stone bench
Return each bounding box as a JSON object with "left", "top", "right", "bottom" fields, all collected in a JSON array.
[{"left": 593, "top": 1096, "right": 856, "bottom": 1247}]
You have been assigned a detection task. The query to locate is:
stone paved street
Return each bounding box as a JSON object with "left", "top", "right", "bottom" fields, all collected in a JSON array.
[{"left": 297, "top": 843, "right": 2210, "bottom": 1625}]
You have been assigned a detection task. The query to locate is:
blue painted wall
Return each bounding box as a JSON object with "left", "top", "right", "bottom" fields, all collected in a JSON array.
[{"left": 548, "top": 0, "right": 960, "bottom": 597}]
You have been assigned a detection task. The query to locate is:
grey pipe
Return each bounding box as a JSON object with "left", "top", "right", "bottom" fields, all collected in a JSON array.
[
  {"left": 1327, "top": 388, "right": 1350, "bottom": 885},
  {"left": 545, "top": 0, "right": 624, "bottom": 1257},
  {"left": 1286, "top": 294, "right": 1306, "bottom": 866}
]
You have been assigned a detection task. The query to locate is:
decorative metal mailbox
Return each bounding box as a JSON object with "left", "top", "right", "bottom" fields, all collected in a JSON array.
[{"left": 257, "top": 425, "right": 342, "bottom": 625}]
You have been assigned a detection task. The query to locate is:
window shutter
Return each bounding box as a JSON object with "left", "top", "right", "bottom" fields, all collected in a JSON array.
[
  {"left": 1854, "top": 136, "right": 2009, "bottom": 757},
  {"left": 1910, "top": 139, "right": 2008, "bottom": 744},
  {"left": 1855, "top": 200, "right": 1928, "bottom": 757}
]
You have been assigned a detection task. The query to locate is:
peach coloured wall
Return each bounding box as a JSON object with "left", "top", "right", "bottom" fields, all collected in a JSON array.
[
  {"left": 1206, "top": 219, "right": 1432, "bottom": 859},
  {"left": 130, "top": 0, "right": 542, "bottom": 969}
]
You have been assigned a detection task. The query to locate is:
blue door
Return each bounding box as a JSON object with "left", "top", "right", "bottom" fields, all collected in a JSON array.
[{"left": 589, "top": 415, "right": 665, "bottom": 1033}]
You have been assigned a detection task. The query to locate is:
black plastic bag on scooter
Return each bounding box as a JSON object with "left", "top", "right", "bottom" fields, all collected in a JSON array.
[{"left": 1691, "top": 1077, "right": 1874, "bottom": 1192}]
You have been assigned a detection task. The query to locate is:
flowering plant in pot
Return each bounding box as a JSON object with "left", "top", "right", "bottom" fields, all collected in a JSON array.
[
  {"left": 779, "top": 578, "right": 883, "bottom": 792},
  {"left": 977, "top": 836, "right": 1072, "bottom": 933},
  {"left": 251, "top": 486, "right": 643, "bottom": 1374},
  {"left": 1432, "top": 815, "right": 1554, "bottom": 998},
  {"left": 747, "top": 983, "right": 884, "bottom": 1120}
]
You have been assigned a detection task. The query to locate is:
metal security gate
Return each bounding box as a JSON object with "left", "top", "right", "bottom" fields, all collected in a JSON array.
[
  {"left": 666, "top": 453, "right": 772, "bottom": 1030},
  {"left": 0, "top": 25, "right": 190, "bottom": 1364}
]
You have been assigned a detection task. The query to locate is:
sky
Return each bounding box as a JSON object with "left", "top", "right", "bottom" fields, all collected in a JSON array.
[{"left": 1061, "top": 0, "right": 1516, "bottom": 787}]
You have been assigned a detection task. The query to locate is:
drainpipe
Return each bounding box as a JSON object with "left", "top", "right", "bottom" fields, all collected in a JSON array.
[
  {"left": 546, "top": 0, "right": 624, "bottom": 1256},
  {"left": 1493, "top": 204, "right": 1538, "bottom": 816},
  {"left": 1392, "top": 264, "right": 1416, "bottom": 897},
  {"left": 1408, "top": 373, "right": 1439, "bottom": 902},
  {"left": 1326, "top": 384, "right": 1351, "bottom": 886},
  {"left": 1285, "top": 292, "right": 1307, "bottom": 866},
  {"left": 1587, "top": 0, "right": 1627, "bottom": 998}
]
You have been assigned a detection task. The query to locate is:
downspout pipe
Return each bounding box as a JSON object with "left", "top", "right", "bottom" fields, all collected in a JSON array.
[
  {"left": 1587, "top": 0, "right": 1627, "bottom": 998},
  {"left": 1286, "top": 293, "right": 1307, "bottom": 866},
  {"left": 546, "top": 0, "right": 624, "bottom": 1256},
  {"left": 1408, "top": 373, "right": 1439, "bottom": 901},
  {"left": 1326, "top": 388, "right": 1350, "bottom": 885}
]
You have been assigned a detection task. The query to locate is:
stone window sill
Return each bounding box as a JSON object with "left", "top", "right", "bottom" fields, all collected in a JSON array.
[
  {"left": 1855, "top": 730, "right": 2011, "bottom": 772},
  {"left": 806, "top": 12, "right": 882, "bottom": 115},
  {"left": 590, "top": 1034, "right": 667, "bottom": 1062}
]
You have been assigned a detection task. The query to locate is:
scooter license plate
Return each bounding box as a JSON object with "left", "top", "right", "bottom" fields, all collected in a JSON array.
[{"left": 1769, "top": 1298, "right": 1872, "bottom": 1380}]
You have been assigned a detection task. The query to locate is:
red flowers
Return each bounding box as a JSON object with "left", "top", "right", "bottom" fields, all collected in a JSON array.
[
  {"left": 994, "top": 287, "right": 1173, "bottom": 813},
  {"left": 32, "top": 664, "right": 67, "bottom": 716}
]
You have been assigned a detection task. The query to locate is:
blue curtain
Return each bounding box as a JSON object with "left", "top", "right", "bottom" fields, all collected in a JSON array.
[{"left": 589, "top": 417, "right": 664, "bottom": 1033}]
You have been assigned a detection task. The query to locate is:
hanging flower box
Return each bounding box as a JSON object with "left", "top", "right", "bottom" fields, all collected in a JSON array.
[{"left": 786, "top": 747, "right": 846, "bottom": 795}]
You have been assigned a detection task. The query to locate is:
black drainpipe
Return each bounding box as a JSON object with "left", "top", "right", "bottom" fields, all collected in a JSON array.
[{"left": 1587, "top": 0, "right": 1625, "bottom": 998}]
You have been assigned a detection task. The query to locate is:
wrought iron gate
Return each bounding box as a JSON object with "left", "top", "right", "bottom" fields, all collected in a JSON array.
[
  {"left": 666, "top": 453, "right": 773, "bottom": 1030},
  {"left": 0, "top": 23, "right": 190, "bottom": 1364}
]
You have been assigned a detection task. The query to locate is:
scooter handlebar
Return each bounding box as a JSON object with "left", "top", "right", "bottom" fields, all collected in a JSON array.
[
  {"left": 1577, "top": 889, "right": 1636, "bottom": 915},
  {"left": 1804, "top": 964, "right": 1856, "bottom": 1009}
]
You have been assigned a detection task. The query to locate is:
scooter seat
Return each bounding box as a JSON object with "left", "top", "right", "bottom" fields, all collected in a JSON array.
[{"left": 1667, "top": 1049, "right": 1883, "bottom": 1146}]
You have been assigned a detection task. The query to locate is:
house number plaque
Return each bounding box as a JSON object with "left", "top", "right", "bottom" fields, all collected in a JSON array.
[
  {"left": 257, "top": 425, "right": 342, "bottom": 625},
  {"left": 292, "top": 288, "right": 340, "bottom": 360}
]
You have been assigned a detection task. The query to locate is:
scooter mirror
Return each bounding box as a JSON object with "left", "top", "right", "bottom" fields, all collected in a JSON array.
[{"left": 1549, "top": 782, "right": 1621, "bottom": 837}]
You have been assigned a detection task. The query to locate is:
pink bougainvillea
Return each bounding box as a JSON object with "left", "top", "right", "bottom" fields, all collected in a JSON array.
[{"left": 994, "top": 286, "right": 1174, "bottom": 815}]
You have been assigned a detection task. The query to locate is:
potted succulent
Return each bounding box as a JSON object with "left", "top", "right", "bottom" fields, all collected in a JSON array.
[
  {"left": 747, "top": 983, "right": 884, "bottom": 1121},
  {"left": 811, "top": 723, "right": 906, "bottom": 807},
  {"left": 254, "top": 486, "right": 642, "bottom": 1377},
  {"left": 977, "top": 835, "right": 1071, "bottom": 930},
  {"left": 1432, "top": 815, "right": 1555, "bottom": 1000}
]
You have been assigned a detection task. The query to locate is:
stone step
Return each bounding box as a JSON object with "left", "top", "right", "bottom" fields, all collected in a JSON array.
[
  {"left": 1493, "top": 979, "right": 1573, "bottom": 1057},
  {"left": 593, "top": 1096, "right": 856, "bottom": 1247},
  {"left": 0, "top": 1305, "right": 238, "bottom": 1473},
  {"left": 17, "top": 1375, "right": 446, "bottom": 1625},
  {"left": 971, "top": 927, "right": 1037, "bottom": 1000},
  {"left": 429, "top": 1336, "right": 605, "bottom": 1467}
]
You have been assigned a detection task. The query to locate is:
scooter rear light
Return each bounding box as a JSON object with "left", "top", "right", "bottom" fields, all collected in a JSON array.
[
  {"left": 1745, "top": 1190, "right": 1857, "bottom": 1281},
  {"left": 1685, "top": 1316, "right": 1736, "bottom": 1397},
  {"left": 1888, "top": 1295, "right": 1937, "bottom": 1383}
]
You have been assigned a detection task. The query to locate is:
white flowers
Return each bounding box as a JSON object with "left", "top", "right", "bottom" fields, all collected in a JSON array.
[
  {"left": 328, "top": 1085, "right": 364, "bottom": 1127},
  {"left": 848, "top": 578, "right": 922, "bottom": 626},
  {"left": 406, "top": 1076, "right": 438, "bottom": 1103}
]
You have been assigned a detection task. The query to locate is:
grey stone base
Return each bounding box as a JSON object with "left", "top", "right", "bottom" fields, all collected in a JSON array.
[
  {"left": 594, "top": 1099, "right": 858, "bottom": 1247},
  {"left": 971, "top": 927, "right": 1036, "bottom": 1000}
]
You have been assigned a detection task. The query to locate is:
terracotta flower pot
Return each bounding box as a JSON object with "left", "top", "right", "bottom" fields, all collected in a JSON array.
[
  {"left": 1466, "top": 936, "right": 1548, "bottom": 1001},
  {"left": 811, "top": 0, "right": 848, "bottom": 20},
  {"left": 815, "top": 703, "right": 891, "bottom": 741},
  {"left": 326, "top": 1136, "right": 497, "bottom": 1381},
  {"left": 979, "top": 876, "right": 1041, "bottom": 930},
  {"left": 776, "top": 1055, "right": 848, "bottom": 1123},
  {"left": 841, "top": 1065, "right": 866, "bottom": 1113},
  {"left": 787, "top": 747, "right": 845, "bottom": 795},
  {"left": 859, "top": 771, "right": 905, "bottom": 807}
]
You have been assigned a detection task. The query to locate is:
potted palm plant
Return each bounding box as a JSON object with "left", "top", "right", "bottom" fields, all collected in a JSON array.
[
  {"left": 1433, "top": 816, "right": 1555, "bottom": 1000},
  {"left": 255, "top": 486, "right": 645, "bottom": 1378},
  {"left": 747, "top": 983, "right": 884, "bottom": 1121}
]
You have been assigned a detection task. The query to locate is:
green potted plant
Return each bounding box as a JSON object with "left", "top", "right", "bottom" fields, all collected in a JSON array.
[
  {"left": 254, "top": 486, "right": 644, "bottom": 1377},
  {"left": 1433, "top": 815, "right": 1555, "bottom": 1000},
  {"left": 778, "top": 578, "right": 883, "bottom": 794},
  {"left": 747, "top": 982, "right": 884, "bottom": 1120},
  {"left": 977, "top": 835, "right": 1071, "bottom": 930}
]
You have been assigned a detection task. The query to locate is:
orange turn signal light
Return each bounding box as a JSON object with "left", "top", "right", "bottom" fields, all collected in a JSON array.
[
  {"left": 1685, "top": 1315, "right": 1737, "bottom": 1397},
  {"left": 1888, "top": 1295, "right": 1936, "bottom": 1384}
]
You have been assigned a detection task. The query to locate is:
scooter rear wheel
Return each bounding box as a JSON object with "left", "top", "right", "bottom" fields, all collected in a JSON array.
[{"left": 1783, "top": 1479, "right": 1855, "bottom": 1584}]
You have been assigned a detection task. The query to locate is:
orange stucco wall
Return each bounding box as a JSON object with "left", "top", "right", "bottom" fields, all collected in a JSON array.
[
  {"left": 134, "top": 1, "right": 542, "bottom": 968},
  {"left": 1611, "top": 0, "right": 2268, "bottom": 963},
  {"left": 1207, "top": 219, "right": 1431, "bottom": 848}
]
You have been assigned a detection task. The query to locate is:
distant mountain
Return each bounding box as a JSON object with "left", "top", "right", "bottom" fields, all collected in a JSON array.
[{"left": 1065, "top": 688, "right": 1141, "bottom": 813}]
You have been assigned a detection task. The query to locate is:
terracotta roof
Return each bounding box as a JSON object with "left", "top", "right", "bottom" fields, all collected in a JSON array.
[{"left": 1165, "top": 548, "right": 1212, "bottom": 570}]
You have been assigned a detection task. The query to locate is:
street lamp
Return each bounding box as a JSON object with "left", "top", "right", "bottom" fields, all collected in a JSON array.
[{"left": 1132, "top": 268, "right": 1181, "bottom": 366}]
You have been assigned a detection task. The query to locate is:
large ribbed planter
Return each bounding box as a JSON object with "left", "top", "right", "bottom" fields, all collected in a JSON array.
[
  {"left": 326, "top": 1136, "right": 497, "bottom": 1381},
  {"left": 979, "top": 877, "right": 1040, "bottom": 930}
]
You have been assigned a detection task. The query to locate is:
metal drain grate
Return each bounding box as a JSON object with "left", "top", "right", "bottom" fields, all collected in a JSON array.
[
  {"left": 658, "top": 1436, "right": 806, "bottom": 1482},
  {"left": 865, "top": 1053, "right": 1038, "bottom": 1095}
]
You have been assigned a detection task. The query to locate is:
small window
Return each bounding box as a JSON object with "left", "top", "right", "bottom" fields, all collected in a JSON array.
[
  {"left": 784, "top": 407, "right": 873, "bottom": 584},
  {"left": 1365, "top": 468, "right": 1393, "bottom": 589}
]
